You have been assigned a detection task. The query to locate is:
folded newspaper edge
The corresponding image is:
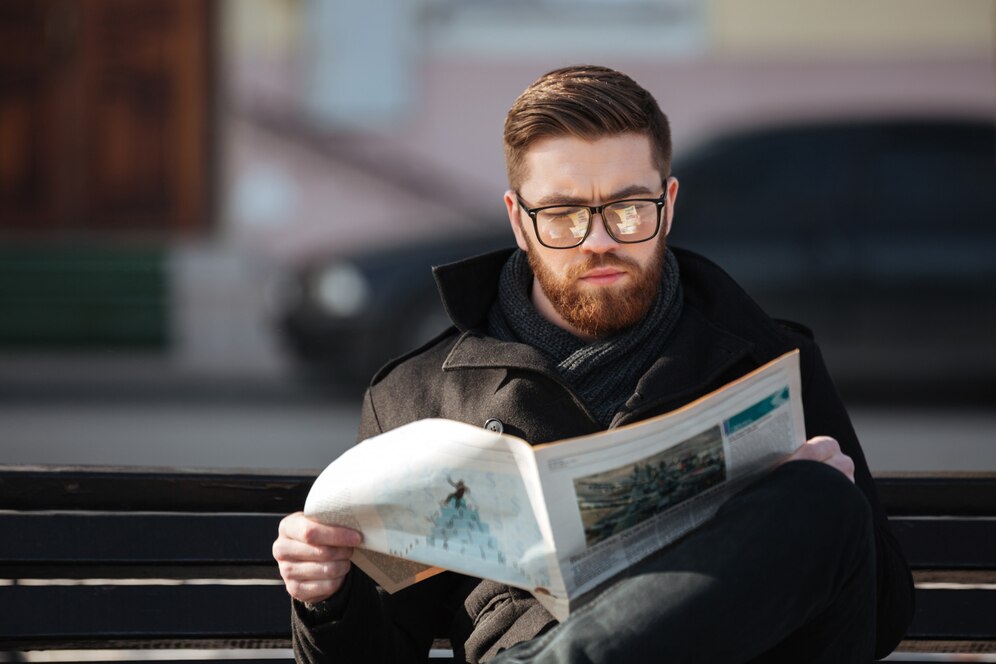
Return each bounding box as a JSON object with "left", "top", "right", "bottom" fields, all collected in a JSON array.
[{"left": 305, "top": 349, "right": 804, "bottom": 622}]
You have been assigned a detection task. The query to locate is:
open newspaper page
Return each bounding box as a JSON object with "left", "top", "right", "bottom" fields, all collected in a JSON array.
[
  {"left": 304, "top": 418, "right": 557, "bottom": 595},
  {"left": 304, "top": 350, "right": 803, "bottom": 622},
  {"left": 532, "top": 349, "right": 804, "bottom": 618}
]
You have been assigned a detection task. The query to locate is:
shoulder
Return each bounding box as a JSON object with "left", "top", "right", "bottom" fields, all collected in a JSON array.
[
  {"left": 672, "top": 245, "right": 820, "bottom": 364},
  {"left": 367, "top": 325, "right": 460, "bottom": 404},
  {"left": 672, "top": 246, "right": 768, "bottom": 322},
  {"left": 370, "top": 324, "right": 461, "bottom": 386},
  {"left": 362, "top": 326, "right": 497, "bottom": 436},
  {"left": 673, "top": 247, "right": 777, "bottom": 336}
]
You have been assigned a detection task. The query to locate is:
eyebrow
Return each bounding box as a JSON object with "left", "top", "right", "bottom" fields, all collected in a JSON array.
[{"left": 533, "top": 184, "right": 659, "bottom": 207}]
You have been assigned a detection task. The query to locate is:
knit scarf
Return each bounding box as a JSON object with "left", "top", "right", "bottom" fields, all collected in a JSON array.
[{"left": 486, "top": 248, "right": 683, "bottom": 427}]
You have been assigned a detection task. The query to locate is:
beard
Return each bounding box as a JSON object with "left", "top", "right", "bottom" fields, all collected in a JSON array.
[{"left": 524, "top": 235, "right": 667, "bottom": 339}]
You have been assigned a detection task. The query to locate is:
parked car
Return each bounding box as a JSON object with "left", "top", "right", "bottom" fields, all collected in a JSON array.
[
  {"left": 276, "top": 118, "right": 996, "bottom": 401},
  {"left": 276, "top": 230, "right": 509, "bottom": 388}
]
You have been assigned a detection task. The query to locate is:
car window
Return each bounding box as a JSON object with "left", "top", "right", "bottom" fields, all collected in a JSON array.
[
  {"left": 868, "top": 122, "right": 995, "bottom": 231},
  {"left": 859, "top": 121, "right": 996, "bottom": 280},
  {"left": 676, "top": 127, "right": 860, "bottom": 229},
  {"left": 670, "top": 124, "right": 865, "bottom": 287}
]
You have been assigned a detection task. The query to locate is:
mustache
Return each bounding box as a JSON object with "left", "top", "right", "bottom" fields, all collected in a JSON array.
[{"left": 568, "top": 253, "right": 640, "bottom": 278}]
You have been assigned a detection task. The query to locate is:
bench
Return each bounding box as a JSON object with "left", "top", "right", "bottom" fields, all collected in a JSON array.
[
  {"left": 0, "top": 465, "right": 303, "bottom": 658},
  {"left": 1, "top": 465, "right": 993, "bottom": 662},
  {"left": 876, "top": 473, "right": 996, "bottom": 661}
]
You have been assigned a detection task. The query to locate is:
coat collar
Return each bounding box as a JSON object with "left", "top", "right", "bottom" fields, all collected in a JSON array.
[
  {"left": 442, "top": 302, "right": 754, "bottom": 417},
  {"left": 432, "top": 248, "right": 515, "bottom": 333},
  {"left": 432, "top": 247, "right": 757, "bottom": 415}
]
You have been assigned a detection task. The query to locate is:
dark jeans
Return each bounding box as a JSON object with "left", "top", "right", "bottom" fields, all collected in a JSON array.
[{"left": 492, "top": 461, "right": 877, "bottom": 663}]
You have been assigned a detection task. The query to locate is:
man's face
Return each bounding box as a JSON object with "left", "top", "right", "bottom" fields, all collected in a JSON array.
[{"left": 504, "top": 133, "right": 678, "bottom": 340}]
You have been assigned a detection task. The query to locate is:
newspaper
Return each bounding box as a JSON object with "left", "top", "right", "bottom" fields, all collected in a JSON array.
[{"left": 305, "top": 350, "right": 805, "bottom": 621}]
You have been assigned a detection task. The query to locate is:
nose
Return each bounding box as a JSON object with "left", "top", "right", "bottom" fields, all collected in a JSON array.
[{"left": 579, "top": 212, "right": 619, "bottom": 254}]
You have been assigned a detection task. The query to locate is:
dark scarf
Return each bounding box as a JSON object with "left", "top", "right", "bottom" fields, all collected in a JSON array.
[{"left": 486, "top": 248, "right": 683, "bottom": 427}]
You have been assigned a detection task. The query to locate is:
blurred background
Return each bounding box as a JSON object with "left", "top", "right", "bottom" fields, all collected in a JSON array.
[{"left": 0, "top": 0, "right": 993, "bottom": 473}]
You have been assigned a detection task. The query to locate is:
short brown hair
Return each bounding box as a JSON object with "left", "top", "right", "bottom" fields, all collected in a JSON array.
[{"left": 503, "top": 65, "right": 672, "bottom": 190}]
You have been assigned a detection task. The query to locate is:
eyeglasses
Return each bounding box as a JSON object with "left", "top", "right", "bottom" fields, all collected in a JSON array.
[{"left": 515, "top": 187, "right": 667, "bottom": 249}]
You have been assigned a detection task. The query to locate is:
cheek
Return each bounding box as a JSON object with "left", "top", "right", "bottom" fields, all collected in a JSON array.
[
  {"left": 529, "top": 247, "right": 571, "bottom": 281},
  {"left": 544, "top": 252, "right": 577, "bottom": 277},
  {"left": 524, "top": 232, "right": 565, "bottom": 274},
  {"left": 637, "top": 236, "right": 667, "bottom": 268}
]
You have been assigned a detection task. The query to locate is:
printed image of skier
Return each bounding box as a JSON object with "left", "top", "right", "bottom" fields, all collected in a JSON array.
[{"left": 443, "top": 476, "right": 470, "bottom": 509}]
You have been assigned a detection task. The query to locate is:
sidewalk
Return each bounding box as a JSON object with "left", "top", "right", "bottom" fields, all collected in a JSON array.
[
  {"left": 2, "top": 353, "right": 993, "bottom": 473},
  {"left": 0, "top": 352, "right": 361, "bottom": 471}
]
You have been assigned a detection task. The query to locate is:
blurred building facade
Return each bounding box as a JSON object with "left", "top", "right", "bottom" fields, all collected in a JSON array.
[{"left": 0, "top": 0, "right": 992, "bottom": 380}]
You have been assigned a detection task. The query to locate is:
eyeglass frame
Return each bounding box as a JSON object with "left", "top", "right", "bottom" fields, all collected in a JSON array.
[{"left": 514, "top": 182, "right": 670, "bottom": 249}]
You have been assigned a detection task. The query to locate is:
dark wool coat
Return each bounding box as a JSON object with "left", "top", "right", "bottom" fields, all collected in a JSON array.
[{"left": 292, "top": 247, "right": 915, "bottom": 663}]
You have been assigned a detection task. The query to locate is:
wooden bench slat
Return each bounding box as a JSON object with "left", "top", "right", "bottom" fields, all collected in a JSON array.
[
  {"left": 894, "top": 639, "right": 996, "bottom": 654},
  {"left": 877, "top": 474, "right": 996, "bottom": 517},
  {"left": 913, "top": 569, "right": 996, "bottom": 584},
  {"left": 0, "top": 584, "right": 291, "bottom": 649},
  {"left": 0, "top": 513, "right": 281, "bottom": 570},
  {"left": 905, "top": 589, "right": 996, "bottom": 640},
  {"left": 39, "top": 661, "right": 294, "bottom": 664},
  {"left": 0, "top": 466, "right": 313, "bottom": 513},
  {"left": 4, "top": 469, "right": 991, "bottom": 515},
  {"left": 3, "top": 583, "right": 990, "bottom": 649},
  {"left": 0, "top": 564, "right": 281, "bottom": 580},
  {"left": 4, "top": 514, "right": 990, "bottom": 577},
  {"left": 890, "top": 517, "right": 996, "bottom": 568}
]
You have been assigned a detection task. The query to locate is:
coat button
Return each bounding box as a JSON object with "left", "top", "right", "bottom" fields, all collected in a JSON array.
[{"left": 483, "top": 418, "right": 504, "bottom": 434}]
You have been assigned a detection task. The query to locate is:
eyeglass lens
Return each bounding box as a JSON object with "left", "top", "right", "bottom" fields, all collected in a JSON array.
[{"left": 537, "top": 201, "right": 659, "bottom": 247}]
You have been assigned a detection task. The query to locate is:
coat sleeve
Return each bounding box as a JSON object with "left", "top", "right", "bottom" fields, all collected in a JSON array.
[
  {"left": 798, "top": 341, "right": 915, "bottom": 658},
  {"left": 290, "top": 388, "right": 464, "bottom": 663},
  {"left": 291, "top": 566, "right": 470, "bottom": 664}
]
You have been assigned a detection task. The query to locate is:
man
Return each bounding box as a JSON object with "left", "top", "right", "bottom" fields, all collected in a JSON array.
[{"left": 273, "top": 65, "right": 914, "bottom": 662}]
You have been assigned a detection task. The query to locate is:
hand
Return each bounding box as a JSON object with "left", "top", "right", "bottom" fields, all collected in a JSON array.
[
  {"left": 272, "top": 512, "right": 363, "bottom": 604},
  {"left": 784, "top": 436, "right": 855, "bottom": 483}
]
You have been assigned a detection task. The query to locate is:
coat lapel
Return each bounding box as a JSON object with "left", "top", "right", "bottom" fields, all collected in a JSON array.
[{"left": 440, "top": 302, "right": 755, "bottom": 429}]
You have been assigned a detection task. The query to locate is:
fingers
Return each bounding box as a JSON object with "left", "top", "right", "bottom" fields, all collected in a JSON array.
[
  {"left": 826, "top": 451, "right": 856, "bottom": 483},
  {"left": 272, "top": 536, "right": 355, "bottom": 563},
  {"left": 785, "top": 436, "right": 856, "bottom": 483},
  {"left": 273, "top": 512, "right": 363, "bottom": 603},
  {"left": 286, "top": 576, "right": 347, "bottom": 605},
  {"left": 787, "top": 436, "right": 839, "bottom": 463},
  {"left": 274, "top": 546, "right": 353, "bottom": 603},
  {"left": 280, "top": 559, "right": 353, "bottom": 579},
  {"left": 279, "top": 512, "right": 363, "bottom": 548},
  {"left": 279, "top": 559, "right": 354, "bottom": 603}
]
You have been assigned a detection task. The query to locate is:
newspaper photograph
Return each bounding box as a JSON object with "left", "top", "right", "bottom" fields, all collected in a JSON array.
[
  {"left": 304, "top": 349, "right": 804, "bottom": 621},
  {"left": 573, "top": 425, "right": 726, "bottom": 548}
]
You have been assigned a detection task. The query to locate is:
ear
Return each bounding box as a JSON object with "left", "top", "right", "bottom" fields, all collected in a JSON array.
[
  {"left": 504, "top": 190, "right": 530, "bottom": 252},
  {"left": 663, "top": 177, "right": 679, "bottom": 237}
]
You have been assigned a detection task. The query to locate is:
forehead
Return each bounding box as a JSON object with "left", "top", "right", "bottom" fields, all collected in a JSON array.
[{"left": 520, "top": 133, "right": 659, "bottom": 197}]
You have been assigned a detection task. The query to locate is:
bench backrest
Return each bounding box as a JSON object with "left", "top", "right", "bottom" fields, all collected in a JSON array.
[
  {"left": 0, "top": 466, "right": 308, "bottom": 651},
  {"left": 1, "top": 466, "right": 993, "bottom": 658},
  {"left": 876, "top": 473, "right": 996, "bottom": 654}
]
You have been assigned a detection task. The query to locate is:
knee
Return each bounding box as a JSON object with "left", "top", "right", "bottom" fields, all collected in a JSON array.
[
  {"left": 773, "top": 460, "right": 867, "bottom": 504},
  {"left": 766, "top": 460, "right": 874, "bottom": 545}
]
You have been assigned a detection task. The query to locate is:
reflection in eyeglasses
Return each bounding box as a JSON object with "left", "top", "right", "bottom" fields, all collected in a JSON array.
[{"left": 613, "top": 205, "right": 642, "bottom": 235}]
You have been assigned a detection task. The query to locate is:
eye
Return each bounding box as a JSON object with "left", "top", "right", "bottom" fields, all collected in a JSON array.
[
  {"left": 605, "top": 201, "right": 658, "bottom": 238},
  {"left": 538, "top": 208, "right": 589, "bottom": 242},
  {"left": 540, "top": 207, "right": 586, "bottom": 223}
]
